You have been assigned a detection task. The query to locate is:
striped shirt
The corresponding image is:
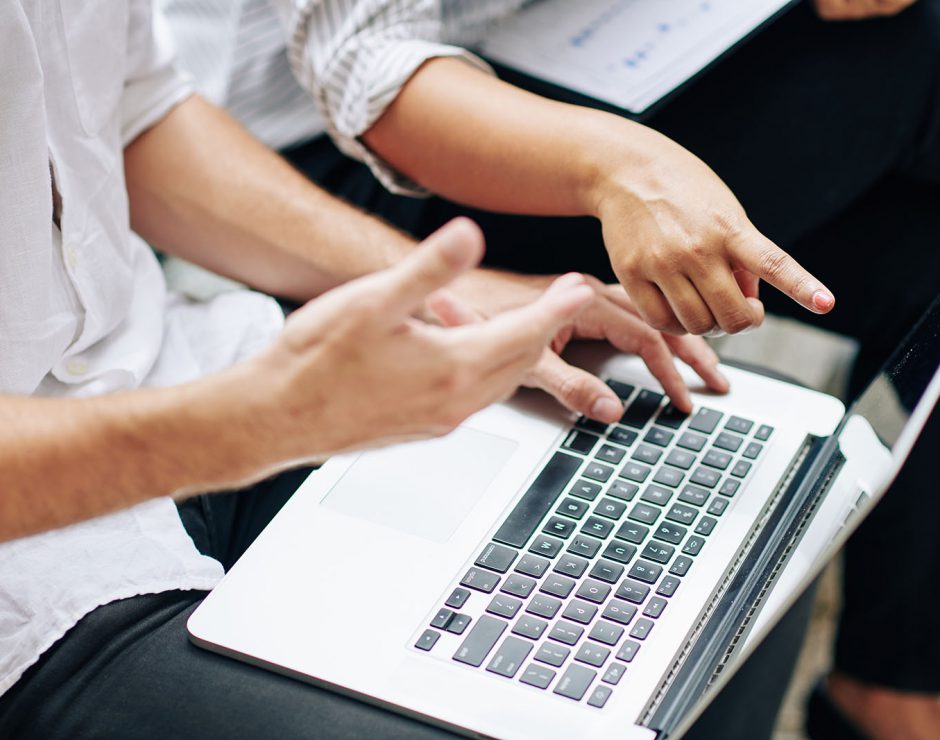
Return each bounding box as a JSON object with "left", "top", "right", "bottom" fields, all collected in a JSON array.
[{"left": 161, "top": 0, "right": 528, "bottom": 193}]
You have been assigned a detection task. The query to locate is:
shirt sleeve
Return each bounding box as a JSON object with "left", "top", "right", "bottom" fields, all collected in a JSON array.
[
  {"left": 278, "top": 0, "right": 496, "bottom": 196},
  {"left": 121, "top": 0, "right": 196, "bottom": 147}
]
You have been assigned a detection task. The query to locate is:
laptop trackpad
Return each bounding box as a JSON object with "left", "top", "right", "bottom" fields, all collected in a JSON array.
[{"left": 321, "top": 427, "right": 519, "bottom": 543}]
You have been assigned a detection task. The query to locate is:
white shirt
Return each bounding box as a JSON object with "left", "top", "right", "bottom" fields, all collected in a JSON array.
[
  {"left": 161, "top": 0, "right": 527, "bottom": 194},
  {"left": 0, "top": 1, "right": 284, "bottom": 695}
]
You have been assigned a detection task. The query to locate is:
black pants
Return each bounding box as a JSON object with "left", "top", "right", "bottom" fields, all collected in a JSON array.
[
  {"left": 281, "top": 1, "right": 940, "bottom": 690},
  {"left": 0, "top": 468, "right": 815, "bottom": 740}
]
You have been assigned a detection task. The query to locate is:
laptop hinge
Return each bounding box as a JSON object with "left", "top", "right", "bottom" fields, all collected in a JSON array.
[{"left": 641, "top": 433, "right": 844, "bottom": 735}]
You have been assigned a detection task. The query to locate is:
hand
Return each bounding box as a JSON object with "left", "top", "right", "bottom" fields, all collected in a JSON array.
[
  {"left": 812, "top": 0, "right": 918, "bottom": 20},
  {"left": 591, "top": 124, "right": 834, "bottom": 336},
  {"left": 437, "top": 271, "right": 730, "bottom": 424},
  {"left": 244, "top": 218, "right": 594, "bottom": 463}
]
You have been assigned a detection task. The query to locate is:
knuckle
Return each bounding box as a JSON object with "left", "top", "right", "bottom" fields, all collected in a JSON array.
[
  {"left": 756, "top": 248, "right": 791, "bottom": 282},
  {"left": 556, "top": 372, "right": 592, "bottom": 410}
]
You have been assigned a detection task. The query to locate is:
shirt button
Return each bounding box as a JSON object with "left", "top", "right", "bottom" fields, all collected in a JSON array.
[
  {"left": 66, "top": 358, "right": 88, "bottom": 375},
  {"left": 65, "top": 245, "right": 79, "bottom": 269}
]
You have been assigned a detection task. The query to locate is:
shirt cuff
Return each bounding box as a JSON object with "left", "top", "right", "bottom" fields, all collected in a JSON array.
[{"left": 121, "top": 66, "right": 195, "bottom": 147}]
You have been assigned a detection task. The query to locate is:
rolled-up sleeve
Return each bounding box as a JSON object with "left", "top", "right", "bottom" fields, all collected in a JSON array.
[
  {"left": 121, "top": 0, "right": 195, "bottom": 147},
  {"left": 280, "top": 0, "right": 495, "bottom": 196}
]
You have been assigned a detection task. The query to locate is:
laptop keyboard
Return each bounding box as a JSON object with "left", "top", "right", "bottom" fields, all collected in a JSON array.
[{"left": 414, "top": 379, "right": 773, "bottom": 709}]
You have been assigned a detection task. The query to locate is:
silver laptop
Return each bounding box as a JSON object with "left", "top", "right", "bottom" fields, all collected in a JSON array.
[{"left": 189, "top": 298, "right": 940, "bottom": 740}]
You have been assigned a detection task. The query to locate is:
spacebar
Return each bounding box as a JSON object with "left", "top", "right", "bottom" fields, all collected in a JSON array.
[{"left": 492, "top": 451, "right": 581, "bottom": 548}]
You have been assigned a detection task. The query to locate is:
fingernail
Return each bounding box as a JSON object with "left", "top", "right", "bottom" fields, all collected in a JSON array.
[
  {"left": 812, "top": 290, "right": 834, "bottom": 312},
  {"left": 591, "top": 397, "right": 621, "bottom": 422}
]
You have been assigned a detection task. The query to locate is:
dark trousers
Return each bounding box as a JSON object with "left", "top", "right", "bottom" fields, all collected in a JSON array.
[
  {"left": 0, "top": 468, "right": 815, "bottom": 740},
  {"left": 281, "top": 0, "right": 940, "bottom": 692}
]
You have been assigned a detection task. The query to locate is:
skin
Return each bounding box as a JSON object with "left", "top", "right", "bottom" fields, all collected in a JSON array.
[{"left": 812, "top": 0, "right": 918, "bottom": 20}]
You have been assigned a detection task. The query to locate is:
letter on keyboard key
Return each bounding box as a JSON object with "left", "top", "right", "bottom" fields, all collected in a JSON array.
[
  {"left": 501, "top": 573, "right": 536, "bottom": 599},
  {"left": 602, "top": 599, "right": 637, "bottom": 625},
  {"left": 576, "top": 579, "right": 612, "bottom": 604},
  {"left": 515, "top": 553, "right": 550, "bottom": 578},
  {"left": 563, "top": 430, "right": 599, "bottom": 455},
  {"left": 563, "top": 599, "right": 598, "bottom": 624},
  {"left": 654, "top": 522, "right": 687, "bottom": 545},
  {"left": 554, "top": 664, "right": 598, "bottom": 701},
  {"left": 453, "top": 615, "right": 506, "bottom": 667},
  {"left": 570, "top": 479, "right": 602, "bottom": 501},
  {"left": 486, "top": 636, "right": 532, "bottom": 678},
  {"left": 589, "top": 558, "right": 625, "bottom": 584},
  {"left": 615, "top": 579, "right": 650, "bottom": 604},
  {"left": 603, "top": 542, "right": 636, "bottom": 565},
  {"left": 628, "top": 560, "right": 663, "bottom": 584},
  {"left": 540, "top": 574, "right": 576, "bottom": 598}
]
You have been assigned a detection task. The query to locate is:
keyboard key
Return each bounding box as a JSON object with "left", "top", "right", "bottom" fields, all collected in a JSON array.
[
  {"left": 603, "top": 541, "right": 637, "bottom": 564},
  {"left": 520, "top": 663, "right": 556, "bottom": 689},
  {"left": 677, "top": 431, "right": 707, "bottom": 452},
  {"left": 714, "top": 431, "right": 743, "bottom": 452},
  {"left": 553, "top": 553, "right": 590, "bottom": 578},
  {"left": 568, "top": 534, "right": 602, "bottom": 558},
  {"left": 606, "top": 379, "right": 635, "bottom": 400},
  {"left": 596, "top": 444, "right": 627, "bottom": 465},
  {"left": 666, "top": 503, "right": 698, "bottom": 526},
  {"left": 588, "top": 621, "right": 624, "bottom": 646},
  {"left": 576, "top": 579, "right": 612, "bottom": 604},
  {"left": 617, "top": 640, "right": 641, "bottom": 662},
  {"left": 653, "top": 467, "right": 685, "bottom": 488},
  {"left": 584, "top": 462, "right": 615, "bottom": 483},
  {"left": 725, "top": 416, "right": 754, "bottom": 435},
  {"left": 628, "top": 503, "right": 660, "bottom": 525},
  {"left": 515, "top": 553, "right": 550, "bottom": 579},
  {"left": 445, "top": 587, "right": 471, "bottom": 609},
  {"left": 557, "top": 497, "right": 590, "bottom": 520},
  {"left": 643, "top": 596, "right": 668, "bottom": 619},
  {"left": 743, "top": 442, "right": 763, "bottom": 459},
  {"left": 513, "top": 615, "right": 549, "bottom": 641},
  {"left": 641, "top": 541, "right": 675, "bottom": 565},
  {"left": 644, "top": 427, "right": 675, "bottom": 447},
  {"left": 602, "top": 599, "right": 637, "bottom": 624},
  {"left": 587, "top": 685, "right": 613, "bottom": 708},
  {"left": 630, "top": 618, "right": 655, "bottom": 640},
  {"left": 620, "top": 390, "right": 664, "bottom": 429},
  {"left": 595, "top": 497, "right": 628, "bottom": 520},
  {"left": 563, "top": 600, "right": 598, "bottom": 624},
  {"left": 447, "top": 613, "right": 472, "bottom": 635},
  {"left": 487, "top": 594, "right": 523, "bottom": 619},
  {"left": 543, "top": 516, "right": 576, "bottom": 540},
  {"left": 415, "top": 629, "right": 440, "bottom": 651},
  {"left": 615, "top": 521, "right": 650, "bottom": 544},
  {"left": 616, "top": 579, "right": 650, "bottom": 603},
  {"left": 632, "top": 444, "right": 662, "bottom": 465},
  {"left": 607, "top": 480, "right": 639, "bottom": 501},
  {"left": 570, "top": 479, "right": 602, "bottom": 501},
  {"left": 453, "top": 615, "right": 506, "bottom": 667},
  {"left": 540, "top": 574, "right": 576, "bottom": 599},
  {"left": 665, "top": 449, "right": 696, "bottom": 470},
  {"left": 653, "top": 521, "right": 688, "bottom": 545},
  {"left": 564, "top": 430, "right": 599, "bottom": 455},
  {"left": 678, "top": 484, "right": 709, "bottom": 507},
  {"left": 534, "top": 643, "right": 570, "bottom": 667},
  {"left": 641, "top": 484, "right": 674, "bottom": 507},
  {"left": 549, "top": 621, "right": 584, "bottom": 646},
  {"left": 527, "top": 594, "right": 563, "bottom": 619},
  {"left": 755, "top": 424, "right": 774, "bottom": 441},
  {"left": 707, "top": 497, "right": 729, "bottom": 516},
  {"left": 655, "top": 402, "right": 689, "bottom": 429},
  {"left": 688, "top": 408, "right": 723, "bottom": 434},
  {"left": 493, "top": 452, "right": 581, "bottom": 548},
  {"left": 582, "top": 516, "right": 614, "bottom": 539},
  {"left": 487, "top": 636, "right": 532, "bottom": 678},
  {"left": 576, "top": 643, "right": 610, "bottom": 668},
  {"left": 475, "top": 542, "right": 519, "bottom": 573},
  {"left": 731, "top": 460, "right": 752, "bottom": 478},
  {"left": 602, "top": 662, "right": 628, "bottom": 685},
  {"left": 530, "top": 535, "right": 564, "bottom": 558},
  {"left": 719, "top": 478, "right": 740, "bottom": 497},
  {"left": 656, "top": 575, "right": 681, "bottom": 597},
  {"left": 554, "top": 664, "right": 597, "bottom": 701},
  {"left": 576, "top": 417, "right": 609, "bottom": 435},
  {"left": 620, "top": 462, "right": 651, "bottom": 483},
  {"left": 461, "top": 567, "right": 500, "bottom": 593},
  {"left": 695, "top": 517, "right": 718, "bottom": 536},
  {"left": 628, "top": 560, "right": 663, "bottom": 584},
  {"left": 669, "top": 556, "right": 694, "bottom": 576},
  {"left": 589, "top": 559, "right": 625, "bottom": 584},
  {"left": 682, "top": 536, "right": 706, "bottom": 556},
  {"left": 690, "top": 468, "right": 720, "bottom": 488},
  {"left": 608, "top": 426, "right": 639, "bottom": 447},
  {"left": 702, "top": 449, "right": 732, "bottom": 470}
]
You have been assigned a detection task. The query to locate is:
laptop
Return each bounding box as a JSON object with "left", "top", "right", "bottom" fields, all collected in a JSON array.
[{"left": 188, "top": 297, "right": 940, "bottom": 740}]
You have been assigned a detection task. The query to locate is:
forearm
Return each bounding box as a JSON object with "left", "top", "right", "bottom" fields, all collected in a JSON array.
[
  {"left": 0, "top": 369, "right": 267, "bottom": 543},
  {"left": 124, "top": 96, "right": 415, "bottom": 302}
]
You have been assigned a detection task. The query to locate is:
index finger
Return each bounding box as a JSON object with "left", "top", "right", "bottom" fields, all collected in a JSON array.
[{"left": 729, "top": 227, "right": 835, "bottom": 314}]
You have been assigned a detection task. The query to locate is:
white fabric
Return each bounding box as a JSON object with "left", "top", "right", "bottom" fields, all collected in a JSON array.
[
  {"left": 0, "top": 1, "right": 284, "bottom": 695},
  {"left": 160, "top": 0, "right": 526, "bottom": 194}
]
